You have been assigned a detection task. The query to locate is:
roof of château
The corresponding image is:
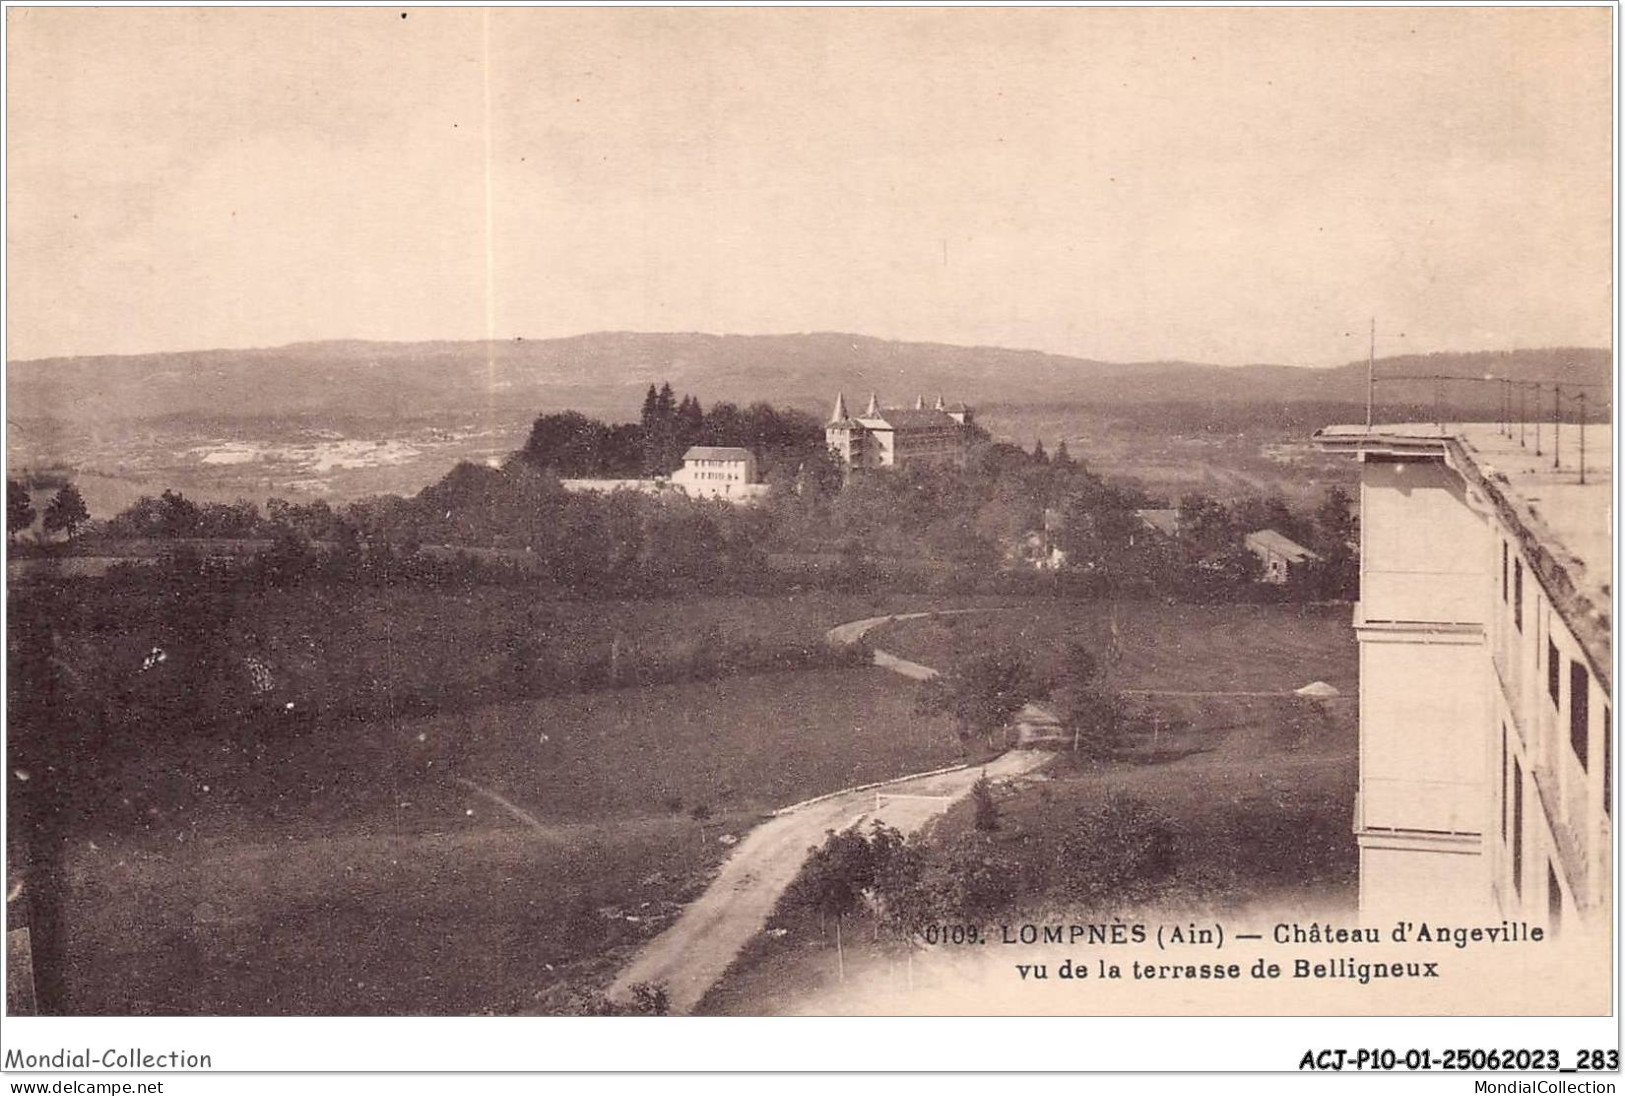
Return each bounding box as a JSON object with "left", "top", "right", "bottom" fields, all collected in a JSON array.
[{"left": 861, "top": 408, "right": 966, "bottom": 431}]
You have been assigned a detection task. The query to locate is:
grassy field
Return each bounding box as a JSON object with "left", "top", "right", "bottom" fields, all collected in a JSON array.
[
  {"left": 236, "top": 587, "right": 953, "bottom": 713},
  {"left": 34, "top": 586, "right": 1008, "bottom": 838},
  {"left": 56, "top": 585, "right": 999, "bottom": 729},
  {"left": 58, "top": 815, "right": 722, "bottom": 1015},
  {"left": 872, "top": 599, "right": 1357, "bottom": 695},
  {"left": 435, "top": 668, "right": 974, "bottom": 823},
  {"left": 40, "top": 595, "right": 1355, "bottom": 1015},
  {"left": 239, "top": 587, "right": 1039, "bottom": 717},
  {"left": 51, "top": 662, "right": 970, "bottom": 1014},
  {"left": 700, "top": 599, "right": 1360, "bottom": 1015}
]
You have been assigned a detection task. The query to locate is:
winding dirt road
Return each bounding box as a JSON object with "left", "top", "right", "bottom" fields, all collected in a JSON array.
[{"left": 607, "top": 608, "right": 1054, "bottom": 1014}]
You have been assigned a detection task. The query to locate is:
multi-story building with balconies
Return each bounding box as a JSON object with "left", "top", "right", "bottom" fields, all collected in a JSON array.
[{"left": 1315, "top": 421, "right": 1611, "bottom": 933}]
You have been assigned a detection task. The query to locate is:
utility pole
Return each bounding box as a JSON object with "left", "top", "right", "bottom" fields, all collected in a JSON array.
[
  {"left": 1578, "top": 392, "right": 1588, "bottom": 485},
  {"left": 1533, "top": 384, "right": 1543, "bottom": 456},
  {"left": 1365, "top": 317, "right": 1375, "bottom": 430},
  {"left": 1553, "top": 385, "right": 1562, "bottom": 470}
]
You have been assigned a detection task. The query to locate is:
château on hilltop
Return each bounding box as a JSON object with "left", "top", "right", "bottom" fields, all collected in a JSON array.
[{"left": 824, "top": 392, "right": 977, "bottom": 472}]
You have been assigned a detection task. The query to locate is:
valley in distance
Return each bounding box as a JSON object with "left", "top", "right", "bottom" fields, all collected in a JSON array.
[{"left": 7, "top": 332, "right": 1609, "bottom": 516}]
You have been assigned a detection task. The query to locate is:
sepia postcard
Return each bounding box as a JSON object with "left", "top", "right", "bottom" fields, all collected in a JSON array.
[{"left": 1, "top": 3, "right": 1616, "bottom": 1080}]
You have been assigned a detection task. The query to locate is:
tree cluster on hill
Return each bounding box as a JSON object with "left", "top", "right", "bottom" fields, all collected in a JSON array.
[
  {"left": 81, "top": 463, "right": 774, "bottom": 597},
  {"left": 103, "top": 491, "right": 266, "bottom": 540},
  {"left": 769, "top": 440, "right": 1145, "bottom": 578},
  {"left": 1180, "top": 486, "right": 1357, "bottom": 601},
  {"left": 68, "top": 420, "right": 1356, "bottom": 604},
  {"left": 7, "top": 478, "right": 36, "bottom": 536},
  {"left": 6, "top": 478, "right": 88, "bottom": 541},
  {"left": 769, "top": 438, "right": 1356, "bottom": 603},
  {"left": 517, "top": 382, "right": 830, "bottom": 481}
]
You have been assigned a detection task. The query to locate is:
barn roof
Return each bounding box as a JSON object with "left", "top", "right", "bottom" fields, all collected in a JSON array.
[
  {"left": 1135, "top": 508, "right": 1180, "bottom": 537},
  {"left": 1244, "top": 528, "right": 1320, "bottom": 562}
]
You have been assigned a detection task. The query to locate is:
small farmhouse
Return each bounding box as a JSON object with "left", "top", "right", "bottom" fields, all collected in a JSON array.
[
  {"left": 1243, "top": 528, "right": 1321, "bottom": 584},
  {"left": 1134, "top": 508, "right": 1181, "bottom": 541},
  {"left": 1009, "top": 507, "right": 1067, "bottom": 571}
]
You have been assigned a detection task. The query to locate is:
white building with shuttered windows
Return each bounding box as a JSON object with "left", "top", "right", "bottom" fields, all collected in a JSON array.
[
  {"left": 669, "top": 446, "right": 768, "bottom": 502},
  {"left": 1316, "top": 422, "right": 1611, "bottom": 933}
]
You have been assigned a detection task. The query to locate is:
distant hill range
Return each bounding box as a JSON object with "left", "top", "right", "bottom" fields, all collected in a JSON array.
[{"left": 7, "top": 333, "right": 1611, "bottom": 426}]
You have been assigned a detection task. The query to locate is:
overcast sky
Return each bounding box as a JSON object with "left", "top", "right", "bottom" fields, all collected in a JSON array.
[{"left": 6, "top": 7, "right": 1612, "bottom": 365}]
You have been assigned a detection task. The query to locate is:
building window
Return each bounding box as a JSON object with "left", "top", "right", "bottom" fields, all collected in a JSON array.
[
  {"left": 1501, "top": 541, "right": 1508, "bottom": 602},
  {"left": 1512, "top": 759, "right": 1524, "bottom": 897},
  {"left": 1513, "top": 559, "right": 1523, "bottom": 631},
  {"left": 1547, "top": 640, "right": 1561, "bottom": 708},
  {"left": 1547, "top": 863, "right": 1562, "bottom": 934},
  {"left": 1570, "top": 662, "right": 1590, "bottom": 771}
]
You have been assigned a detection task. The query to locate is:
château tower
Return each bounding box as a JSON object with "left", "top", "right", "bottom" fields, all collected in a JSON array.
[{"left": 824, "top": 391, "right": 976, "bottom": 473}]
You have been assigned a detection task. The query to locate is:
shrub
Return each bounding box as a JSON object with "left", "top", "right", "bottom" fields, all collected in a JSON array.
[
  {"left": 971, "top": 774, "right": 1000, "bottom": 832},
  {"left": 780, "top": 827, "right": 878, "bottom": 927},
  {"left": 916, "top": 650, "right": 1042, "bottom": 751},
  {"left": 576, "top": 981, "right": 671, "bottom": 1016},
  {"left": 1056, "top": 689, "right": 1129, "bottom": 759},
  {"left": 1055, "top": 793, "right": 1177, "bottom": 908},
  {"left": 778, "top": 822, "right": 921, "bottom": 934},
  {"left": 626, "top": 981, "right": 670, "bottom": 1016},
  {"left": 933, "top": 834, "right": 1022, "bottom": 919}
]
